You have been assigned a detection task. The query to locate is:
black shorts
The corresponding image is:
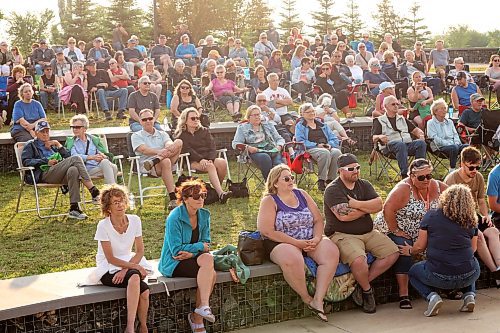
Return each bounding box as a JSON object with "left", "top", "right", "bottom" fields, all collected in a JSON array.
[
  {"left": 172, "top": 258, "right": 200, "bottom": 278},
  {"left": 101, "top": 269, "right": 149, "bottom": 294},
  {"left": 264, "top": 239, "right": 281, "bottom": 257}
]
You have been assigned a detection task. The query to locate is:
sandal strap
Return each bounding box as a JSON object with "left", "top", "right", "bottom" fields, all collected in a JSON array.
[{"left": 188, "top": 313, "right": 206, "bottom": 330}]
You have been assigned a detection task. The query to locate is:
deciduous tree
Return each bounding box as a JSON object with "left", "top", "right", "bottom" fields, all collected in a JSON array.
[
  {"left": 311, "top": 0, "right": 339, "bottom": 37},
  {"left": 7, "top": 9, "right": 55, "bottom": 56}
]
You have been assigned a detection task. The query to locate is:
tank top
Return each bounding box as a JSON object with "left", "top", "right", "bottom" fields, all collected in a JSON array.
[
  {"left": 271, "top": 189, "right": 314, "bottom": 240},
  {"left": 178, "top": 96, "right": 197, "bottom": 112}
]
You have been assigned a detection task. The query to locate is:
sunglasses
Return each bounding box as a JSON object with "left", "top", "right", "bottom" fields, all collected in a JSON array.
[
  {"left": 190, "top": 192, "right": 207, "bottom": 200},
  {"left": 216, "top": 71, "right": 224, "bottom": 74},
  {"left": 494, "top": 59, "right": 500, "bottom": 62},
  {"left": 70, "top": 125, "right": 84, "bottom": 129},
  {"left": 390, "top": 102, "right": 399, "bottom": 106},
  {"left": 341, "top": 165, "right": 361, "bottom": 172},
  {"left": 141, "top": 117, "right": 154, "bottom": 121},
  {"left": 190, "top": 116, "right": 200, "bottom": 121},
  {"left": 282, "top": 175, "right": 295, "bottom": 182},
  {"left": 466, "top": 165, "right": 481, "bottom": 171},
  {"left": 142, "top": 82, "right": 151, "bottom": 85},
  {"left": 180, "top": 86, "right": 190, "bottom": 90},
  {"left": 414, "top": 173, "right": 433, "bottom": 181},
  {"left": 359, "top": 46, "right": 365, "bottom": 48},
  {"left": 256, "top": 99, "right": 267, "bottom": 102}
]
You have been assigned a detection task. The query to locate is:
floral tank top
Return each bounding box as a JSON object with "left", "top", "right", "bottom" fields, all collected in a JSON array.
[{"left": 271, "top": 189, "right": 314, "bottom": 240}]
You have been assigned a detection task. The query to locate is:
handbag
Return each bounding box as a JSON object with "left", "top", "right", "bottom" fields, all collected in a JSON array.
[
  {"left": 226, "top": 178, "right": 249, "bottom": 198},
  {"left": 237, "top": 231, "right": 265, "bottom": 266},
  {"left": 175, "top": 174, "right": 219, "bottom": 205},
  {"left": 212, "top": 245, "right": 250, "bottom": 284}
]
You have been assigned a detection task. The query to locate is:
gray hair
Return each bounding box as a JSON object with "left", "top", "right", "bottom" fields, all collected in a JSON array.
[
  {"left": 138, "top": 75, "right": 151, "bottom": 84},
  {"left": 18, "top": 82, "right": 33, "bottom": 97},
  {"left": 454, "top": 57, "right": 464, "bottom": 64},
  {"left": 174, "top": 59, "right": 185, "bottom": 67},
  {"left": 430, "top": 98, "right": 448, "bottom": 116},
  {"left": 345, "top": 55, "right": 355, "bottom": 64},
  {"left": 267, "top": 72, "right": 279, "bottom": 82},
  {"left": 299, "top": 103, "right": 314, "bottom": 114},
  {"left": 404, "top": 50, "right": 415, "bottom": 58},
  {"left": 256, "top": 92, "right": 267, "bottom": 101},
  {"left": 383, "top": 95, "right": 398, "bottom": 107},
  {"left": 368, "top": 57, "right": 380, "bottom": 68},
  {"left": 73, "top": 61, "right": 84, "bottom": 69},
  {"left": 70, "top": 114, "right": 89, "bottom": 128},
  {"left": 215, "top": 64, "right": 225, "bottom": 72}
]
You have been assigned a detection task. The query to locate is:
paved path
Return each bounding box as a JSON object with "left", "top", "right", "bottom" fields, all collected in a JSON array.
[{"left": 232, "top": 288, "right": 500, "bottom": 333}]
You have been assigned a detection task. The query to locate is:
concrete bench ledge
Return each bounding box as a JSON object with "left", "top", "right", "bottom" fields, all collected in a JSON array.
[{"left": 0, "top": 260, "right": 282, "bottom": 321}]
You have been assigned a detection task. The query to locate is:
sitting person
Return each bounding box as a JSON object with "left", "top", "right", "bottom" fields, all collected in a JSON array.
[
  {"left": 123, "top": 39, "right": 145, "bottom": 77},
  {"left": 381, "top": 51, "right": 407, "bottom": 99},
  {"left": 445, "top": 147, "right": 500, "bottom": 287},
  {"left": 426, "top": 99, "right": 468, "bottom": 171},
  {"left": 451, "top": 71, "right": 480, "bottom": 111},
  {"left": 249, "top": 65, "right": 269, "bottom": 103},
  {"left": 315, "top": 94, "right": 356, "bottom": 147},
  {"left": 295, "top": 103, "right": 341, "bottom": 191},
  {"left": 63, "top": 37, "right": 85, "bottom": 62},
  {"left": 10, "top": 83, "right": 47, "bottom": 142},
  {"left": 373, "top": 81, "right": 396, "bottom": 118},
  {"left": 59, "top": 61, "right": 88, "bottom": 114},
  {"left": 87, "top": 37, "right": 111, "bottom": 70},
  {"left": 291, "top": 57, "right": 315, "bottom": 103},
  {"left": 175, "top": 34, "right": 198, "bottom": 77},
  {"left": 168, "top": 59, "right": 194, "bottom": 90},
  {"left": 399, "top": 50, "right": 440, "bottom": 97},
  {"left": 39, "top": 65, "right": 59, "bottom": 110},
  {"left": 345, "top": 55, "right": 363, "bottom": 84},
  {"left": 232, "top": 105, "right": 285, "bottom": 180},
  {"left": 487, "top": 164, "right": 500, "bottom": 230},
  {"left": 258, "top": 164, "right": 340, "bottom": 322},
  {"left": 316, "top": 59, "right": 351, "bottom": 117},
  {"left": 458, "top": 93, "right": 486, "bottom": 134},
  {"left": 405, "top": 185, "right": 480, "bottom": 317},
  {"left": 364, "top": 58, "right": 391, "bottom": 96},
  {"left": 290, "top": 45, "right": 307, "bottom": 72},
  {"left": 372, "top": 95, "right": 426, "bottom": 178},
  {"left": 142, "top": 60, "right": 163, "bottom": 98},
  {"left": 170, "top": 79, "right": 202, "bottom": 130},
  {"left": 448, "top": 57, "right": 474, "bottom": 83},
  {"left": 204, "top": 65, "right": 248, "bottom": 122},
  {"left": 5, "top": 65, "right": 34, "bottom": 126},
  {"left": 128, "top": 76, "right": 163, "bottom": 132},
  {"left": 200, "top": 49, "right": 224, "bottom": 73},
  {"left": 324, "top": 153, "right": 399, "bottom": 313},
  {"left": 65, "top": 114, "right": 118, "bottom": 184},
  {"left": 255, "top": 93, "right": 293, "bottom": 143},
  {"left": 263, "top": 73, "right": 295, "bottom": 131},
  {"left": 131, "top": 109, "right": 183, "bottom": 210},
  {"left": 254, "top": 32, "right": 276, "bottom": 68},
  {"left": 51, "top": 49, "right": 73, "bottom": 78},
  {"left": 108, "top": 58, "right": 134, "bottom": 95},
  {"left": 174, "top": 108, "right": 232, "bottom": 203},
  {"left": 21, "top": 120, "right": 100, "bottom": 219},
  {"left": 228, "top": 38, "right": 249, "bottom": 67},
  {"left": 407, "top": 71, "right": 434, "bottom": 129},
  {"left": 158, "top": 178, "right": 217, "bottom": 332},
  {"left": 201, "top": 35, "right": 222, "bottom": 59},
  {"left": 355, "top": 42, "right": 374, "bottom": 71},
  {"left": 150, "top": 34, "right": 174, "bottom": 74},
  {"left": 374, "top": 159, "right": 447, "bottom": 309},
  {"left": 92, "top": 184, "right": 151, "bottom": 333},
  {"left": 268, "top": 49, "right": 284, "bottom": 74},
  {"left": 485, "top": 54, "right": 500, "bottom": 103}
]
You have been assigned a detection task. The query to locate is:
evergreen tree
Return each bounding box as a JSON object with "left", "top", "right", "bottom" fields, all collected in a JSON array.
[
  {"left": 401, "top": 2, "right": 430, "bottom": 47},
  {"left": 242, "top": 0, "right": 273, "bottom": 44},
  {"left": 64, "top": 0, "right": 97, "bottom": 43},
  {"left": 340, "top": 0, "right": 364, "bottom": 42},
  {"left": 310, "top": 0, "right": 339, "bottom": 37},
  {"left": 156, "top": 0, "right": 180, "bottom": 38},
  {"left": 279, "top": 0, "right": 302, "bottom": 35},
  {"left": 371, "top": 0, "right": 398, "bottom": 46},
  {"left": 106, "top": 0, "right": 148, "bottom": 39}
]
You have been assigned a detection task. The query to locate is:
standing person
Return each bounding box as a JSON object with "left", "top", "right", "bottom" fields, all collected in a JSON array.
[
  {"left": 93, "top": 185, "right": 151, "bottom": 333},
  {"left": 66, "top": 114, "right": 119, "bottom": 185},
  {"left": 485, "top": 54, "right": 500, "bottom": 102},
  {"left": 258, "top": 164, "right": 340, "bottom": 322},
  {"left": 427, "top": 40, "right": 449, "bottom": 91},
  {"left": 324, "top": 153, "right": 399, "bottom": 313},
  {"left": 404, "top": 185, "right": 480, "bottom": 317},
  {"left": 266, "top": 22, "right": 280, "bottom": 49},
  {"left": 112, "top": 23, "right": 128, "bottom": 51},
  {"left": 158, "top": 179, "right": 217, "bottom": 333}
]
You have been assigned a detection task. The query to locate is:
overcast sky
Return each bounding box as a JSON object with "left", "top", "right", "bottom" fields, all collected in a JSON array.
[{"left": 1, "top": 0, "right": 498, "bottom": 42}]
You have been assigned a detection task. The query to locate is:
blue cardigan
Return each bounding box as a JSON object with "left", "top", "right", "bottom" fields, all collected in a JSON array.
[
  {"left": 295, "top": 118, "right": 340, "bottom": 149},
  {"left": 158, "top": 204, "right": 211, "bottom": 277}
]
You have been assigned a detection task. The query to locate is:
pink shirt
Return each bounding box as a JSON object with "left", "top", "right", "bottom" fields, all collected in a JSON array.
[{"left": 211, "top": 79, "right": 235, "bottom": 99}]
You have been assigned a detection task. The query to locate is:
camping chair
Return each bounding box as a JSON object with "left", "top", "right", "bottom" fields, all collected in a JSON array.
[
  {"left": 478, "top": 109, "right": 500, "bottom": 170},
  {"left": 177, "top": 148, "right": 231, "bottom": 182},
  {"left": 283, "top": 141, "right": 318, "bottom": 190},
  {"left": 368, "top": 139, "right": 402, "bottom": 182},
  {"left": 14, "top": 142, "right": 68, "bottom": 219},
  {"left": 0, "top": 76, "right": 8, "bottom": 126},
  {"left": 234, "top": 144, "right": 266, "bottom": 188}
]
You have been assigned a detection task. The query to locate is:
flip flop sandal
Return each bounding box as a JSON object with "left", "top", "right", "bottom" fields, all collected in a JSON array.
[
  {"left": 194, "top": 306, "right": 215, "bottom": 323},
  {"left": 188, "top": 313, "right": 206, "bottom": 333},
  {"left": 228, "top": 268, "right": 240, "bottom": 283},
  {"left": 399, "top": 297, "right": 412, "bottom": 309},
  {"left": 307, "top": 303, "right": 328, "bottom": 322}
]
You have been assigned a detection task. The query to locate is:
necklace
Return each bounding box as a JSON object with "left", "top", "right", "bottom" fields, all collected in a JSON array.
[{"left": 414, "top": 183, "right": 430, "bottom": 210}]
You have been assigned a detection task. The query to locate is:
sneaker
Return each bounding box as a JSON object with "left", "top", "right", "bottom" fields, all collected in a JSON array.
[
  {"left": 68, "top": 210, "right": 88, "bottom": 220},
  {"left": 361, "top": 288, "right": 376, "bottom": 313},
  {"left": 318, "top": 179, "right": 326, "bottom": 192},
  {"left": 293, "top": 97, "right": 301, "bottom": 104},
  {"left": 116, "top": 110, "right": 127, "bottom": 119},
  {"left": 91, "top": 195, "right": 100, "bottom": 205},
  {"left": 424, "top": 293, "right": 443, "bottom": 317},
  {"left": 104, "top": 111, "right": 112, "bottom": 120},
  {"left": 459, "top": 294, "right": 475, "bottom": 312},
  {"left": 219, "top": 191, "right": 232, "bottom": 204},
  {"left": 167, "top": 199, "right": 178, "bottom": 211},
  {"left": 143, "top": 157, "right": 160, "bottom": 171},
  {"left": 351, "top": 284, "right": 363, "bottom": 307}
]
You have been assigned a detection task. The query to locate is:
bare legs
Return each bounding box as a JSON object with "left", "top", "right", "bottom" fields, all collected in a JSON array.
[
  {"left": 125, "top": 274, "right": 149, "bottom": 333},
  {"left": 350, "top": 253, "right": 399, "bottom": 291},
  {"left": 191, "top": 158, "right": 227, "bottom": 195},
  {"left": 192, "top": 253, "right": 216, "bottom": 326},
  {"left": 478, "top": 228, "right": 500, "bottom": 272}
]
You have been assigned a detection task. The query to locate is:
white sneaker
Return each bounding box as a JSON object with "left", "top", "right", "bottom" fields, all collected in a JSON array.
[
  {"left": 68, "top": 210, "right": 88, "bottom": 220},
  {"left": 424, "top": 293, "right": 443, "bottom": 317},
  {"left": 459, "top": 294, "right": 475, "bottom": 312}
]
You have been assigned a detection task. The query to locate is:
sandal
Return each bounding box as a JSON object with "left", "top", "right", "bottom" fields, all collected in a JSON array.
[
  {"left": 194, "top": 305, "right": 215, "bottom": 323},
  {"left": 399, "top": 296, "right": 412, "bottom": 309},
  {"left": 187, "top": 313, "right": 206, "bottom": 333},
  {"left": 228, "top": 267, "right": 240, "bottom": 283},
  {"left": 307, "top": 303, "right": 328, "bottom": 322}
]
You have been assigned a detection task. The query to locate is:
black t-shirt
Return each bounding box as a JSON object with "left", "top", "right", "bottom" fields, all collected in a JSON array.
[
  {"left": 324, "top": 178, "right": 379, "bottom": 236},
  {"left": 372, "top": 116, "right": 416, "bottom": 136},
  {"left": 308, "top": 126, "right": 327, "bottom": 144},
  {"left": 41, "top": 74, "right": 55, "bottom": 86},
  {"left": 421, "top": 209, "right": 477, "bottom": 275},
  {"left": 190, "top": 224, "right": 200, "bottom": 244},
  {"left": 87, "top": 69, "right": 113, "bottom": 91},
  {"left": 67, "top": 50, "right": 78, "bottom": 62}
]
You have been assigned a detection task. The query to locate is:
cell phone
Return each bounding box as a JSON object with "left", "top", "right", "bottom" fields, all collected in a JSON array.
[{"left": 147, "top": 277, "right": 158, "bottom": 283}]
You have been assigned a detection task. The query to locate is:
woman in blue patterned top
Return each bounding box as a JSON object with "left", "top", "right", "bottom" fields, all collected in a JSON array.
[{"left": 257, "top": 164, "right": 339, "bottom": 322}]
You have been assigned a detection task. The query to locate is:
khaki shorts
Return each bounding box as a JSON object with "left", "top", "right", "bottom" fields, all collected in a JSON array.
[{"left": 330, "top": 230, "right": 398, "bottom": 265}]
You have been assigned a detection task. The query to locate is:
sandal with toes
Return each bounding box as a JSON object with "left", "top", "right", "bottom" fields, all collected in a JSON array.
[
  {"left": 194, "top": 305, "right": 215, "bottom": 323},
  {"left": 188, "top": 313, "right": 206, "bottom": 333},
  {"left": 399, "top": 296, "right": 412, "bottom": 309},
  {"left": 307, "top": 303, "right": 328, "bottom": 322}
]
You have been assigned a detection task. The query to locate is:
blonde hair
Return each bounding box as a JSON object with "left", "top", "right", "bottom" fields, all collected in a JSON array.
[
  {"left": 264, "top": 164, "right": 291, "bottom": 196},
  {"left": 439, "top": 184, "right": 478, "bottom": 228},
  {"left": 100, "top": 184, "right": 129, "bottom": 217},
  {"left": 292, "top": 45, "right": 307, "bottom": 59},
  {"left": 378, "top": 42, "right": 389, "bottom": 52},
  {"left": 430, "top": 98, "right": 447, "bottom": 116},
  {"left": 174, "top": 107, "right": 201, "bottom": 138},
  {"left": 383, "top": 50, "right": 395, "bottom": 62},
  {"left": 245, "top": 105, "right": 261, "bottom": 120}
]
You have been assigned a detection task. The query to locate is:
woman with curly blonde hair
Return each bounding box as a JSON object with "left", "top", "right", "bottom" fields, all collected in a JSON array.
[{"left": 401, "top": 184, "right": 480, "bottom": 317}]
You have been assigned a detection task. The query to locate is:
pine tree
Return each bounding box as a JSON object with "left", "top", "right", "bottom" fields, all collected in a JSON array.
[
  {"left": 242, "top": 0, "right": 273, "bottom": 43},
  {"left": 279, "top": 0, "right": 302, "bottom": 35},
  {"left": 401, "top": 2, "right": 431, "bottom": 47},
  {"left": 106, "top": 0, "right": 148, "bottom": 40},
  {"left": 340, "top": 0, "right": 364, "bottom": 42},
  {"left": 64, "top": 0, "right": 98, "bottom": 43},
  {"left": 371, "top": 0, "right": 398, "bottom": 46},
  {"left": 310, "top": 0, "right": 339, "bottom": 37}
]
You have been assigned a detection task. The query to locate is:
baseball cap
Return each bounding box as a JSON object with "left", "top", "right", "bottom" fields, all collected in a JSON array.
[
  {"left": 470, "top": 93, "right": 485, "bottom": 102},
  {"left": 39, "top": 39, "right": 47, "bottom": 44},
  {"left": 379, "top": 81, "right": 395, "bottom": 91},
  {"left": 456, "top": 71, "right": 467, "bottom": 80},
  {"left": 35, "top": 120, "right": 51, "bottom": 132},
  {"left": 55, "top": 48, "right": 64, "bottom": 54},
  {"left": 337, "top": 153, "right": 359, "bottom": 168},
  {"left": 85, "top": 58, "right": 96, "bottom": 66}
]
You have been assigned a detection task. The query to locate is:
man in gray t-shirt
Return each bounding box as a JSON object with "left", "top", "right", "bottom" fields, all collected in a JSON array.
[
  {"left": 128, "top": 76, "right": 163, "bottom": 132},
  {"left": 428, "top": 40, "right": 449, "bottom": 89}
]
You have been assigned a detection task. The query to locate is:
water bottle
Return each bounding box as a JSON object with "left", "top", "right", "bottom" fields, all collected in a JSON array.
[
  {"left": 128, "top": 193, "right": 135, "bottom": 210},
  {"left": 166, "top": 89, "right": 173, "bottom": 109},
  {"left": 163, "top": 117, "right": 170, "bottom": 132},
  {"left": 448, "top": 105, "right": 454, "bottom": 119}
]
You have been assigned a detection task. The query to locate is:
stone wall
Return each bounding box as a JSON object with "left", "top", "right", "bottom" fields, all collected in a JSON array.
[{"left": 423, "top": 47, "right": 498, "bottom": 66}]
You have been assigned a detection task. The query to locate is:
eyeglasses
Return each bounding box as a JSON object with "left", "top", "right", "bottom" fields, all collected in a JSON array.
[
  {"left": 302, "top": 110, "right": 315, "bottom": 114},
  {"left": 189, "top": 116, "right": 200, "bottom": 121},
  {"left": 281, "top": 175, "right": 295, "bottom": 182},
  {"left": 414, "top": 173, "right": 433, "bottom": 181},
  {"left": 341, "top": 165, "right": 361, "bottom": 172},
  {"left": 456, "top": 62, "right": 464, "bottom": 65},
  {"left": 321, "top": 67, "right": 330, "bottom": 71},
  {"left": 466, "top": 165, "right": 481, "bottom": 171},
  {"left": 249, "top": 113, "right": 261, "bottom": 117},
  {"left": 44, "top": 68, "right": 53, "bottom": 71},
  {"left": 216, "top": 71, "right": 224, "bottom": 74},
  {"left": 140, "top": 117, "right": 154, "bottom": 121},
  {"left": 180, "top": 86, "right": 190, "bottom": 90},
  {"left": 111, "top": 200, "right": 126, "bottom": 206},
  {"left": 358, "top": 46, "right": 365, "bottom": 48},
  {"left": 256, "top": 99, "right": 267, "bottom": 102},
  {"left": 190, "top": 192, "right": 207, "bottom": 200},
  {"left": 70, "top": 125, "right": 84, "bottom": 129},
  {"left": 389, "top": 102, "right": 399, "bottom": 106},
  {"left": 142, "top": 82, "right": 151, "bottom": 85},
  {"left": 493, "top": 59, "right": 500, "bottom": 62}
]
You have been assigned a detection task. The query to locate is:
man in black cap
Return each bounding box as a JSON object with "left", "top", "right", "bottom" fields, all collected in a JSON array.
[
  {"left": 150, "top": 34, "right": 174, "bottom": 74},
  {"left": 33, "top": 39, "right": 55, "bottom": 75},
  {"left": 50, "top": 47, "right": 73, "bottom": 77},
  {"left": 324, "top": 153, "right": 399, "bottom": 314},
  {"left": 21, "top": 120, "right": 100, "bottom": 220}
]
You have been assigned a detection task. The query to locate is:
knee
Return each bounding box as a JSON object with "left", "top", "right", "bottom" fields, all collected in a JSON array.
[
  {"left": 70, "top": 155, "right": 85, "bottom": 165},
  {"left": 160, "top": 158, "right": 172, "bottom": 169},
  {"left": 350, "top": 256, "right": 368, "bottom": 269},
  {"left": 483, "top": 227, "right": 499, "bottom": 240},
  {"left": 279, "top": 252, "right": 304, "bottom": 269},
  {"left": 128, "top": 273, "right": 140, "bottom": 285},
  {"left": 141, "top": 289, "right": 150, "bottom": 300},
  {"left": 67, "top": 166, "right": 79, "bottom": 178},
  {"left": 198, "top": 253, "right": 214, "bottom": 269}
]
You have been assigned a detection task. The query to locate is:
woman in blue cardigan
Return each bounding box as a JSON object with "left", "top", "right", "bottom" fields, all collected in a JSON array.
[
  {"left": 295, "top": 103, "right": 341, "bottom": 191},
  {"left": 158, "top": 179, "right": 216, "bottom": 331}
]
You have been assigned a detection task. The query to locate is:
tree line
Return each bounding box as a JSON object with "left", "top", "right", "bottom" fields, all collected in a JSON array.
[{"left": 2, "top": 0, "right": 498, "bottom": 58}]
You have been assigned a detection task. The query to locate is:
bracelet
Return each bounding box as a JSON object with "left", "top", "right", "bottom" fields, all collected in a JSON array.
[
  {"left": 408, "top": 248, "right": 412, "bottom": 255},
  {"left": 390, "top": 228, "right": 401, "bottom": 234}
]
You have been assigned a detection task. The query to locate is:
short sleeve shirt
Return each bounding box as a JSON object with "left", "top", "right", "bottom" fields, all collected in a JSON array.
[
  {"left": 429, "top": 49, "right": 449, "bottom": 67},
  {"left": 131, "top": 128, "right": 172, "bottom": 163},
  {"left": 487, "top": 164, "right": 500, "bottom": 205},
  {"left": 263, "top": 87, "right": 291, "bottom": 116},
  {"left": 127, "top": 91, "right": 160, "bottom": 125},
  {"left": 444, "top": 170, "right": 485, "bottom": 209},
  {"left": 459, "top": 109, "right": 482, "bottom": 129},
  {"left": 324, "top": 179, "right": 379, "bottom": 236}
]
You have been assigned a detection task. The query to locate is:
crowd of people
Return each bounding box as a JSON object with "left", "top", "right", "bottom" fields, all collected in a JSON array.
[{"left": 2, "top": 24, "right": 500, "bottom": 332}]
